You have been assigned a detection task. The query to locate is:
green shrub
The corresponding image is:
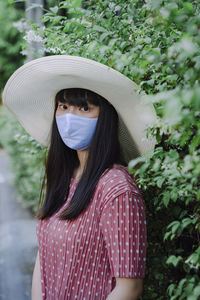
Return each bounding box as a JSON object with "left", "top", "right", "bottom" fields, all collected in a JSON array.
[
  {"left": 129, "top": 87, "right": 200, "bottom": 299},
  {"left": 0, "top": 105, "right": 46, "bottom": 212},
  {"left": 0, "top": 0, "right": 25, "bottom": 93}
]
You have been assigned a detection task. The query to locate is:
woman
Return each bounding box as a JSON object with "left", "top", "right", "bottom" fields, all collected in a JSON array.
[{"left": 2, "top": 55, "right": 156, "bottom": 300}]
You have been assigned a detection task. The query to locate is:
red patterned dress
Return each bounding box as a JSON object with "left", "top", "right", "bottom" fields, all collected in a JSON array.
[{"left": 36, "top": 166, "right": 147, "bottom": 299}]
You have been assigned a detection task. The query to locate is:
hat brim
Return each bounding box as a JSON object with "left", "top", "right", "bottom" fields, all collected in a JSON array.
[{"left": 2, "top": 55, "right": 157, "bottom": 161}]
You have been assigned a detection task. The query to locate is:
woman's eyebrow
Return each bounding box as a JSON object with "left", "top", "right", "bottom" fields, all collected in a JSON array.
[
  {"left": 57, "top": 102, "right": 68, "bottom": 105},
  {"left": 57, "top": 102, "right": 93, "bottom": 107}
]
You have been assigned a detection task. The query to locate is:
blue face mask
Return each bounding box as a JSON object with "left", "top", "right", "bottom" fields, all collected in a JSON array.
[{"left": 55, "top": 113, "right": 98, "bottom": 150}]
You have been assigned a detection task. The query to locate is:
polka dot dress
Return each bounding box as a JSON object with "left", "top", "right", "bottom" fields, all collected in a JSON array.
[{"left": 36, "top": 166, "right": 147, "bottom": 299}]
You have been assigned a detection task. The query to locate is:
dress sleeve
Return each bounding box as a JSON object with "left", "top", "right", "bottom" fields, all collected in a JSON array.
[{"left": 99, "top": 191, "right": 146, "bottom": 278}]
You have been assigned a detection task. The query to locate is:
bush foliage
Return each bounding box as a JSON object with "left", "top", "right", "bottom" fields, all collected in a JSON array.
[
  {"left": 0, "top": 106, "right": 46, "bottom": 209},
  {"left": 0, "top": 0, "right": 199, "bottom": 299},
  {"left": 0, "top": 0, "right": 24, "bottom": 93}
]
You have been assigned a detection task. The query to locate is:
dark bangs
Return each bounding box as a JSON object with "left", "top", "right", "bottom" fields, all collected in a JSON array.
[{"left": 55, "top": 88, "right": 102, "bottom": 108}]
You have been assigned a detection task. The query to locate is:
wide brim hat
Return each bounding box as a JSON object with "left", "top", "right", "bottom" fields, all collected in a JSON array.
[{"left": 2, "top": 55, "right": 157, "bottom": 162}]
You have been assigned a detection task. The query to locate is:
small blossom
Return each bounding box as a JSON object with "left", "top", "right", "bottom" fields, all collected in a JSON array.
[{"left": 24, "top": 30, "right": 44, "bottom": 43}]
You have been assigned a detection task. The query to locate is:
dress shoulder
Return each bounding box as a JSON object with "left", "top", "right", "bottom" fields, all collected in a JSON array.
[{"left": 97, "top": 165, "right": 142, "bottom": 210}]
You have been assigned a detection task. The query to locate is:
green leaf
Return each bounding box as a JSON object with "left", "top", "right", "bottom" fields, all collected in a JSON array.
[
  {"left": 128, "top": 156, "right": 146, "bottom": 173},
  {"left": 167, "top": 221, "right": 180, "bottom": 233},
  {"left": 99, "top": 32, "right": 111, "bottom": 43},
  {"left": 187, "top": 296, "right": 198, "bottom": 300},
  {"left": 182, "top": 2, "right": 194, "bottom": 13},
  {"left": 93, "top": 25, "right": 107, "bottom": 33},
  {"left": 164, "top": 231, "right": 171, "bottom": 241},
  {"left": 178, "top": 278, "right": 187, "bottom": 291},
  {"left": 186, "top": 253, "right": 200, "bottom": 265},
  {"left": 167, "top": 283, "right": 175, "bottom": 296},
  {"left": 189, "top": 134, "right": 200, "bottom": 152},
  {"left": 49, "top": 6, "right": 59, "bottom": 14},
  {"left": 72, "top": 0, "right": 82, "bottom": 8},
  {"left": 166, "top": 255, "right": 182, "bottom": 267},
  {"left": 182, "top": 218, "right": 193, "bottom": 229},
  {"left": 194, "top": 286, "right": 200, "bottom": 296},
  {"left": 156, "top": 177, "right": 165, "bottom": 188},
  {"left": 162, "top": 192, "right": 170, "bottom": 207},
  {"left": 60, "top": 0, "right": 82, "bottom": 9}
]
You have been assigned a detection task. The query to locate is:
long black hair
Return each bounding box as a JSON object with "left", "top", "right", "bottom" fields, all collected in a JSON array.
[{"left": 36, "top": 88, "right": 125, "bottom": 221}]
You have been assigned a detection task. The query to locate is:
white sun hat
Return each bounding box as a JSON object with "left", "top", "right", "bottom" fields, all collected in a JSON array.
[{"left": 2, "top": 55, "right": 157, "bottom": 162}]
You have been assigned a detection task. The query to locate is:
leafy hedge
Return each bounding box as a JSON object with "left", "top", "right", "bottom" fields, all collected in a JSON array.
[
  {"left": 0, "top": 0, "right": 199, "bottom": 299},
  {"left": 0, "top": 106, "right": 46, "bottom": 210},
  {"left": 0, "top": 0, "right": 24, "bottom": 93}
]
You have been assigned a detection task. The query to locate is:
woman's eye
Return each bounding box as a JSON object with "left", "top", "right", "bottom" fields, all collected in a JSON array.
[
  {"left": 81, "top": 106, "right": 89, "bottom": 112},
  {"left": 59, "top": 104, "right": 67, "bottom": 110}
]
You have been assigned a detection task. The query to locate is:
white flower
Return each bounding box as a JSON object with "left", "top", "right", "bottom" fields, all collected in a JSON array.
[
  {"left": 45, "top": 47, "right": 66, "bottom": 54},
  {"left": 23, "top": 30, "right": 44, "bottom": 43},
  {"left": 13, "top": 20, "right": 28, "bottom": 33}
]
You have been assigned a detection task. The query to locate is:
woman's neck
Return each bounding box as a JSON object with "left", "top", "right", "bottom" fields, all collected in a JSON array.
[{"left": 73, "top": 150, "right": 88, "bottom": 181}]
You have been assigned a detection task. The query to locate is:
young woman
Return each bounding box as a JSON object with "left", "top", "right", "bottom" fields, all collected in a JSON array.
[{"left": 3, "top": 55, "right": 156, "bottom": 300}]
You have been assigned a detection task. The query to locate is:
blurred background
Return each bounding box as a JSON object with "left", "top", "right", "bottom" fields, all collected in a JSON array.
[{"left": 0, "top": 0, "right": 200, "bottom": 299}]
